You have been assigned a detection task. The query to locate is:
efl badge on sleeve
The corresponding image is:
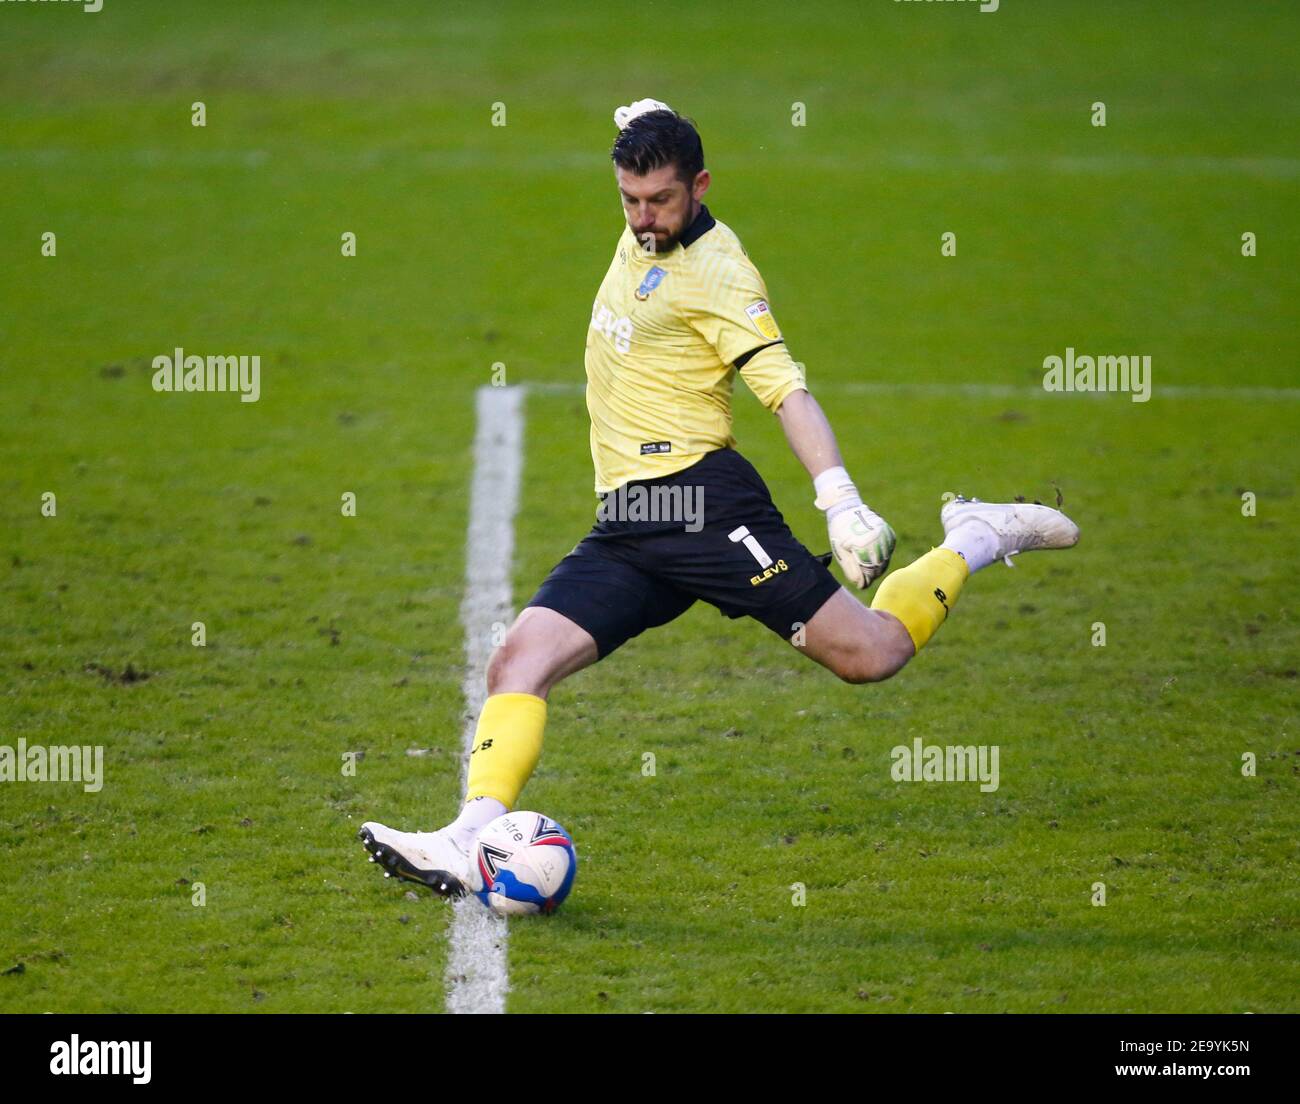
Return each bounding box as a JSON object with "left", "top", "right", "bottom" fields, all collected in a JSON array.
[
  {"left": 635, "top": 266, "right": 667, "bottom": 300},
  {"left": 745, "top": 299, "right": 780, "bottom": 340}
]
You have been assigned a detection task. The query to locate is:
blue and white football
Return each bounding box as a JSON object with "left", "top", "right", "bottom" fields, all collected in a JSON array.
[{"left": 473, "top": 811, "right": 577, "bottom": 917}]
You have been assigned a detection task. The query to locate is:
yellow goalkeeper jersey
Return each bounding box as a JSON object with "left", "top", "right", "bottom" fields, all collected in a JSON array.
[{"left": 584, "top": 204, "right": 807, "bottom": 493}]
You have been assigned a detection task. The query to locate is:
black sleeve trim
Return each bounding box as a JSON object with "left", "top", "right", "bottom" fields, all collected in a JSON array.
[{"left": 733, "top": 340, "right": 784, "bottom": 369}]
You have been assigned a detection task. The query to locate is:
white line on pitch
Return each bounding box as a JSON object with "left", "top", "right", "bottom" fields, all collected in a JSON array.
[
  {"left": 445, "top": 384, "right": 524, "bottom": 1015},
  {"left": 526, "top": 380, "right": 1300, "bottom": 401},
  {"left": 3, "top": 148, "right": 1297, "bottom": 179}
]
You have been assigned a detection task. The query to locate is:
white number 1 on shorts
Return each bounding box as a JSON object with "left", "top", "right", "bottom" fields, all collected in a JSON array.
[{"left": 728, "top": 525, "right": 773, "bottom": 569}]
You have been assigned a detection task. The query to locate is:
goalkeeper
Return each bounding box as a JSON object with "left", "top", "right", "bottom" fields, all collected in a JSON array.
[{"left": 360, "top": 101, "right": 1079, "bottom": 896}]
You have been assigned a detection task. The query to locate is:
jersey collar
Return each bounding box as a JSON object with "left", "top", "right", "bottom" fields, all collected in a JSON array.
[{"left": 678, "top": 202, "right": 716, "bottom": 249}]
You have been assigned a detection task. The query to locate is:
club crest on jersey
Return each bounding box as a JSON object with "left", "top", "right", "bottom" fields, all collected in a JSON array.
[
  {"left": 745, "top": 299, "right": 780, "bottom": 340},
  {"left": 634, "top": 266, "right": 667, "bottom": 300}
]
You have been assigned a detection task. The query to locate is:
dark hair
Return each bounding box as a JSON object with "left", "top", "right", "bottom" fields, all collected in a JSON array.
[{"left": 611, "top": 110, "right": 705, "bottom": 184}]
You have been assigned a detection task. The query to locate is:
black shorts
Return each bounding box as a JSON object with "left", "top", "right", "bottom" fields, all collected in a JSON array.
[{"left": 525, "top": 448, "right": 842, "bottom": 659}]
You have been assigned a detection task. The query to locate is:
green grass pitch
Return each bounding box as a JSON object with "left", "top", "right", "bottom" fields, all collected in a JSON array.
[{"left": 1, "top": 0, "right": 1297, "bottom": 1013}]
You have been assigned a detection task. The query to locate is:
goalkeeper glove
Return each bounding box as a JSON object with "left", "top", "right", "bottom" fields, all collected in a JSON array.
[{"left": 814, "top": 468, "right": 896, "bottom": 589}]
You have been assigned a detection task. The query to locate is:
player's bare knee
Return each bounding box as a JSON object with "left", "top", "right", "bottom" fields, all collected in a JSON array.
[
  {"left": 834, "top": 654, "right": 877, "bottom": 685},
  {"left": 486, "top": 638, "right": 532, "bottom": 696},
  {"left": 486, "top": 632, "right": 557, "bottom": 697},
  {"left": 836, "top": 645, "right": 908, "bottom": 685},
  {"left": 484, "top": 644, "right": 510, "bottom": 695}
]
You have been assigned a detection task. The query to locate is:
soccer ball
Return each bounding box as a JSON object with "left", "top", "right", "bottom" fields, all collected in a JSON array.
[{"left": 473, "top": 811, "right": 577, "bottom": 917}]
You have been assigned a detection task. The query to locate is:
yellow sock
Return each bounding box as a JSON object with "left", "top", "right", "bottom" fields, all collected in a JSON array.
[
  {"left": 465, "top": 692, "right": 547, "bottom": 807},
  {"left": 870, "top": 547, "right": 970, "bottom": 651}
]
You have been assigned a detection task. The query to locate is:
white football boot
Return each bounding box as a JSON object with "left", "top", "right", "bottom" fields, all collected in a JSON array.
[
  {"left": 940, "top": 495, "right": 1080, "bottom": 566},
  {"left": 358, "top": 821, "right": 481, "bottom": 899}
]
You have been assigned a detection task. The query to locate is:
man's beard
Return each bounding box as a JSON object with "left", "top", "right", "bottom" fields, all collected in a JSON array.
[{"left": 633, "top": 224, "right": 682, "bottom": 255}]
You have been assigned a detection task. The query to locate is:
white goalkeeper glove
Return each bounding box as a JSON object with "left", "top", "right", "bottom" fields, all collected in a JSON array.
[
  {"left": 614, "top": 98, "right": 674, "bottom": 130},
  {"left": 814, "top": 467, "right": 896, "bottom": 589}
]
